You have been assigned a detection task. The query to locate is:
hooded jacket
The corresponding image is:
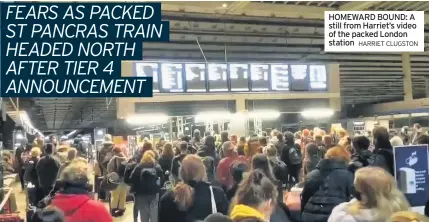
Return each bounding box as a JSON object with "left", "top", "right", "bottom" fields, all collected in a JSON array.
[
  {"left": 159, "top": 181, "right": 229, "bottom": 222},
  {"left": 328, "top": 199, "right": 382, "bottom": 222},
  {"left": 230, "top": 205, "right": 266, "bottom": 222},
  {"left": 51, "top": 187, "right": 112, "bottom": 222},
  {"left": 301, "top": 158, "right": 354, "bottom": 222}
]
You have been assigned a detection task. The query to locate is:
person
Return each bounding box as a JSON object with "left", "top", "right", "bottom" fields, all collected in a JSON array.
[
  {"left": 391, "top": 211, "right": 429, "bottom": 222},
  {"left": 265, "top": 144, "right": 288, "bottom": 187},
  {"left": 72, "top": 135, "right": 87, "bottom": 157},
  {"left": 217, "top": 141, "right": 248, "bottom": 190},
  {"left": 2, "top": 151, "right": 15, "bottom": 176},
  {"left": 348, "top": 136, "right": 372, "bottom": 173},
  {"left": 417, "top": 134, "right": 429, "bottom": 146},
  {"left": 52, "top": 159, "right": 113, "bottom": 222},
  {"left": 202, "top": 155, "right": 221, "bottom": 188},
  {"left": 33, "top": 135, "right": 45, "bottom": 153},
  {"left": 301, "top": 146, "right": 354, "bottom": 222},
  {"left": 411, "top": 123, "right": 424, "bottom": 144},
  {"left": 270, "top": 130, "right": 279, "bottom": 144},
  {"left": 36, "top": 143, "right": 61, "bottom": 198},
  {"left": 246, "top": 138, "right": 262, "bottom": 162},
  {"left": 204, "top": 213, "right": 232, "bottom": 222},
  {"left": 98, "top": 134, "right": 115, "bottom": 176},
  {"left": 370, "top": 126, "right": 394, "bottom": 175},
  {"left": 229, "top": 170, "right": 278, "bottom": 222},
  {"left": 259, "top": 136, "right": 268, "bottom": 148},
  {"left": 231, "top": 135, "right": 238, "bottom": 147},
  {"left": 217, "top": 131, "right": 230, "bottom": 158},
  {"left": 159, "top": 142, "right": 175, "bottom": 182},
  {"left": 390, "top": 135, "right": 404, "bottom": 147},
  {"left": 302, "top": 143, "right": 321, "bottom": 176},
  {"left": 281, "top": 132, "right": 302, "bottom": 186},
  {"left": 226, "top": 162, "right": 249, "bottom": 201},
  {"left": 159, "top": 155, "right": 228, "bottom": 222},
  {"left": 198, "top": 135, "right": 217, "bottom": 159},
  {"left": 192, "top": 129, "right": 202, "bottom": 148},
  {"left": 126, "top": 150, "right": 163, "bottom": 222},
  {"left": 49, "top": 135, "right": 58, "bottom": 153},
  {"left": 323, "top": 135, "right": 335, "bottom": 149},
  {"left": 273, "top": 133, "right": 285, "bottom": 157},
  {"left": 55, "top": 144, "right": 69, "bottom": 164},
  {"left": 328, "top": 167, "right": 410, "bottom": 222},
  {"left": 107, "top": 146, "right": 128, "bottom": 217},
  {"left": 58, "top": 148, "right": 77, "bottom": 179},
  {"left": 171, "top": 141, "right": 189, "bottom": 182},
  {"left": 15, "top": 140, "right": 27, "bottom": 191}
]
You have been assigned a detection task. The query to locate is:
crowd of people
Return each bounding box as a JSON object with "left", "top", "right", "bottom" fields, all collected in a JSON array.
[{"left": 10, "top": 125, "right": 429, "bottom": 222}]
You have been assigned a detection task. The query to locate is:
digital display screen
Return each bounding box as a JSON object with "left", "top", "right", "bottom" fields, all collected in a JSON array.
[
  {"left": 271, "top": 64, "right": 289, "bottom": 91},
  {"left": 208, "top": 64, "right": 228, "bottom": 92},
  {"left": 161, "top": 63, "right": 183, "bottom": 92},
  {"left": 135, "top": 62, "right": 159, "bottom": 92},
  {"left": 185, "top": 64, "right": 206, "bottom": 92},
  {"left": 230, "top": 64, "right": 249, "bottom": 91},
  {"left": 309, "top": 65, "right": 327, "bottom": 89},
  {"left": 250, "top": 64, "right": 269, "bottom": 91},
  {"left": 290, "top": 65, "right": 309, "bottom": 91}
]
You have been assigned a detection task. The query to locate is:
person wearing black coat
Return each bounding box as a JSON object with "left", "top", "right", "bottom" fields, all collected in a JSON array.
[
  {"left": 301, "top": 146, "right": 354, "bottom": 222},
  {"left": 15, "top": 140, "right": 29, "bottom": 191},
  {"left": 159, "top": 155, "right": 229, "bottom": 222},
  {"left": 36, "top": 144, "right": 61, "bottom": 198},
  {"left": 348, "top": 135, "right": 372, "bottom": 173},
  {"left": 369, "top": 126, "right": 394, "bottom": 175},
  {"left": 171, "top": 142, "right": 189, "bottom": 182}
]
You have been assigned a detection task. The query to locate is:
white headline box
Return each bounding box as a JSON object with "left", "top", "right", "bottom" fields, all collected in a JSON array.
[{"left": 324, "top": 11, "right": 425, "bottom": 52}]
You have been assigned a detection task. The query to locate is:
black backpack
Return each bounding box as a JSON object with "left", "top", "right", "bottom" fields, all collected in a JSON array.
[
  {"left": 116, "top": 160, "right": 128, "bottom": 178},
  {"left": 288, "top": 145, "right": 302, "bottom": 165},
  {"left": 271, "top": 160, "right": 288, "bottom": 185},
  {"left": 138, "top": 168, "right": 160, "bottom": 195}
]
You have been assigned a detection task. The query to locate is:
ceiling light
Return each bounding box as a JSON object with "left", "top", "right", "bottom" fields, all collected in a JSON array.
[
  {"left": 301, "top": 108, "right": 334, "bottom": 119},
  {"left": 222, "top": 3, "right": 228, "bottom": 8},
  {"left": 97, "top": 130, "right": 104, "bottom": 136},
  {"left": 248, "top": 110, "right": 280, "bottom": 120},
  {"left": 16, "top": 133, "right": 23, "bottom": 140}
]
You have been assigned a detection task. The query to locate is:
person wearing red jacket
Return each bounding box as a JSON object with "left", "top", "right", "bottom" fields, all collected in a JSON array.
[{"left": 52, "top": 158, "right": 112, "bottom": 222}]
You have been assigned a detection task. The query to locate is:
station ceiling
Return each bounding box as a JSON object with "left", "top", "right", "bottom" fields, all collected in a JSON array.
[{"left": 5, "top": 1, "right": 429, "bottom": 131}]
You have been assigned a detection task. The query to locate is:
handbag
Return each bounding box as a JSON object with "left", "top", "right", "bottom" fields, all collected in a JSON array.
[
  {"left": 209, "top": 186, "right": 217, "bottom": 214},
  {"left": 100, "top": 173, "right": 120, "bottom": 191}
]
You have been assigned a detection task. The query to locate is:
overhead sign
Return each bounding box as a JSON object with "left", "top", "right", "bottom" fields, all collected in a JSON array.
[
  {"left": 394, "top": 144, "right": 429, "bottom": 213},
  {"left": 208, "top": 64, "right": 228, "bottom": 92},
  {"left": 230, "top": 64, "right": 249, "bottom": 91},
  {"left": 250, "top": 64, "right": 269, "bottom": 91},
  {"left": 185, "top": 63, "right": 206, "bottom": 92},
  {"left": 290, "top": 65, "right": 309, "bottom": 91},
  {"left": 161, "top": 63, "right": 183, "bottom": 92},
  {"left": 135, "top": 62, "right": 160, "bottom": 92},
  {"left": 271, "top": 64, "right": 289, "bottom": 91}
]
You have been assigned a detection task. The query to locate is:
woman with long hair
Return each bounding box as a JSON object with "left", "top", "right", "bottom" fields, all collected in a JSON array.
[
  {"left": 159, "top": 155, "right": 228, "bottom": 222},
  {"left": 159, "top": 142, "right": 175, "bottom": 181},
  {"left": 107, "top": 146, "right": 129, "bottom": 217},
  {"left": 302, "top": 143, "right": 321, "bottom": 176},
  {"left": 371, "top": 126, "right": 394, "bottom": 175},
  {"left": 328, "top": 167, "right": 410, "bottom": 222},
  {"left": 229, "top": 170, "right": 278, "bottom": 222}
]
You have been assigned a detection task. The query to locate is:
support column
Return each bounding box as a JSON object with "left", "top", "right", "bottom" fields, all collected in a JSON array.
[
  {"left": 402, "top": 53, "right": 413, "bottom": 101},
  {"left": 230, "top": 98, "right": 247, "bottom": 136},
  {"left": 425, "top": 78, "right": 429, "bottom": 98}
]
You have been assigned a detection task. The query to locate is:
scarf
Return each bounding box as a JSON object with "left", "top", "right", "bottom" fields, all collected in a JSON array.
[{"left": 230, "top": 204, "right": 266, "bottom": 222}]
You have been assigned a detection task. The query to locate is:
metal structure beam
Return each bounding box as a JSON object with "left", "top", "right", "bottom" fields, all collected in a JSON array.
[{"left": 339, "top": 1, "right": 380, "bottom": 11}]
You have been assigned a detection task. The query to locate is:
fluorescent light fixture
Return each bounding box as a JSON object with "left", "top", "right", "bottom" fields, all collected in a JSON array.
[
  {"left": 66, "top": 130, "right": 77, "bottom": 137},
  {"left": 411, "top": 112, "right": 429, "bottom": 117},
  {"left": 195, "top": 111, "right": 232, "bottom": 122},
  {"left": 16, "top": 133, "right": 23, "bottom": 140},
  {"left": 377, "top": 115, "right": 392, "bottom": 120},
  {"left": 61, "top": 135, "right": 68, "bottom": 139},
  {"left": 97, "top": 130, "right": 104, "bottom": 136},
  {"left": 248, "top": 110, "right": 281, "bottom": 120},
  {"left": 126, "top": 114, "right": 169, "bottom": 125},
  {"left": 301, "top": 108, "right": 334, "bottom": 119},
  {"left": 393, "top": 114, "right": 409, "bottom": 118},
  {"left": 353, "top": 121, "right": 365, "bottom": 125}
]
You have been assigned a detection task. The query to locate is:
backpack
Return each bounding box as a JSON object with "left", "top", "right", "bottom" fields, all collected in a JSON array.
[
  {"left": 138, "top": 168, "right": 160, "bottom": 194},
  {"left": 116, "top": 159, "right": 127, "bottom": 178},
  {"left": 272, "top": 160, "right": 288, "bottom": 185},
  {"left": 288, "top": 145, "right": 302, "bottom": 165}
]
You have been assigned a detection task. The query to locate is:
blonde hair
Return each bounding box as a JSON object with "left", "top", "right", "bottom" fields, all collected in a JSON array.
[
  {"left": 173, "top": 155, "right": 206, "bottom": 210},
  {"left": 390, "top": 211, "right": 429, "bottom": 222},
  {"left": 31, "top": 147, "right": 41, "bottom": 158},
  {"left": 326, "top": 145, "right": 351, "bottom": 163},
  {"left": 265, "top": 144, "right": 277, "bottom": 157},
  {"left": 141, "top": 150, "right": 156, "bottom": 165},
  {"left": 60, "top": 159, "right": 89, "bottom": 184},
  {"left": 348, "top": 167, "right": 410, "bottom": 220}
]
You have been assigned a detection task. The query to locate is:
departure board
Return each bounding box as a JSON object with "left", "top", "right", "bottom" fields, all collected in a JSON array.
[
  {"left": 271, "top": 64, "right": 289, "bottom": 91},
  {"left": 309, "top": 65, "right": 327, "bottom": 89},
  {"left": 161, "top": 63, "right": 184, "bottom": 92},
  {"left": 135, "top": 62, "right": 159, "bottom": 92},
  {"left": 185, "top": 64, "right": 207, "bottom": 92},
  {"left": 250, "top": 64, "right": 269, "bottom": 91},
  {"left": 208, "top": 64, "right": 228, "bottom": 92},
  {"left": 290, "top": 65, "right": 309, "bottom": 91},
  {"left": 230, "top": 64, "right": 249, "bottom": 91}
]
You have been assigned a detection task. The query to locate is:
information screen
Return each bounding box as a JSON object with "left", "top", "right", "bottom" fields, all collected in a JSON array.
[
  {"left": 135, "top": 62, "right": 159, "bottom": 92},
  {"left": 161, "top": 63, "right": 184, "bottom": 92},
  {"left": 271, "top": 64, "right": 289, "bottom": 91},
  {"left": 208, "top": 64, "right": 228, "bottom": 92},
  {"left": 290, "top": 65, "right": 309, "bottom": 91},
  {"left": 309, "top": 65, "right": 327, "bottom": 89},
  {"left": 185, "top": 64, "right": 207, "bottom": 92},
  {"left": 230, "top": 64, "right": 249, "bottom": 91},
  {"left": 250, "top": 64, "right": 269, "bottom": 91}
]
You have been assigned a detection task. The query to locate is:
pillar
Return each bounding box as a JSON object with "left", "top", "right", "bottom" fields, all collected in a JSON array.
[
  {"left": 230, "top": 98, "right": 247, "bottom": 136},
  {"left": 402, "top": 53, "right": 413, "bottom": 101},
  {"left": 328, "top": 64, "right": 341, "bottom": 111},
  {"left": 425, "top": 78, "right": 429, "bottom": 98}
]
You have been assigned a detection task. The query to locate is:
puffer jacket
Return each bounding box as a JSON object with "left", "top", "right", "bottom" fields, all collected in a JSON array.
[
  {"left": 369, "top": 148, "right": 394, "bottom": 175},
  {"left": 328, "top": 199, "right": 382, "bottom": 222},
  {"left": 301, "top": 158, "right": 354, "bottom": 222}
]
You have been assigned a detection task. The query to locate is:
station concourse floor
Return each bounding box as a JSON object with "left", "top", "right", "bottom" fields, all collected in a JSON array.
[{"left": 12, "top": 165, "right": 136, "bottom": 221}]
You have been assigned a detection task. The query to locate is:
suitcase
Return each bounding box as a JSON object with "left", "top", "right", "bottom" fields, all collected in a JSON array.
[
  {"left": 95, "top": 176, "right": 107, "bottom": 201},
  {"left": 0, "top": 214, "right": 22, "bottom": 222}
]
